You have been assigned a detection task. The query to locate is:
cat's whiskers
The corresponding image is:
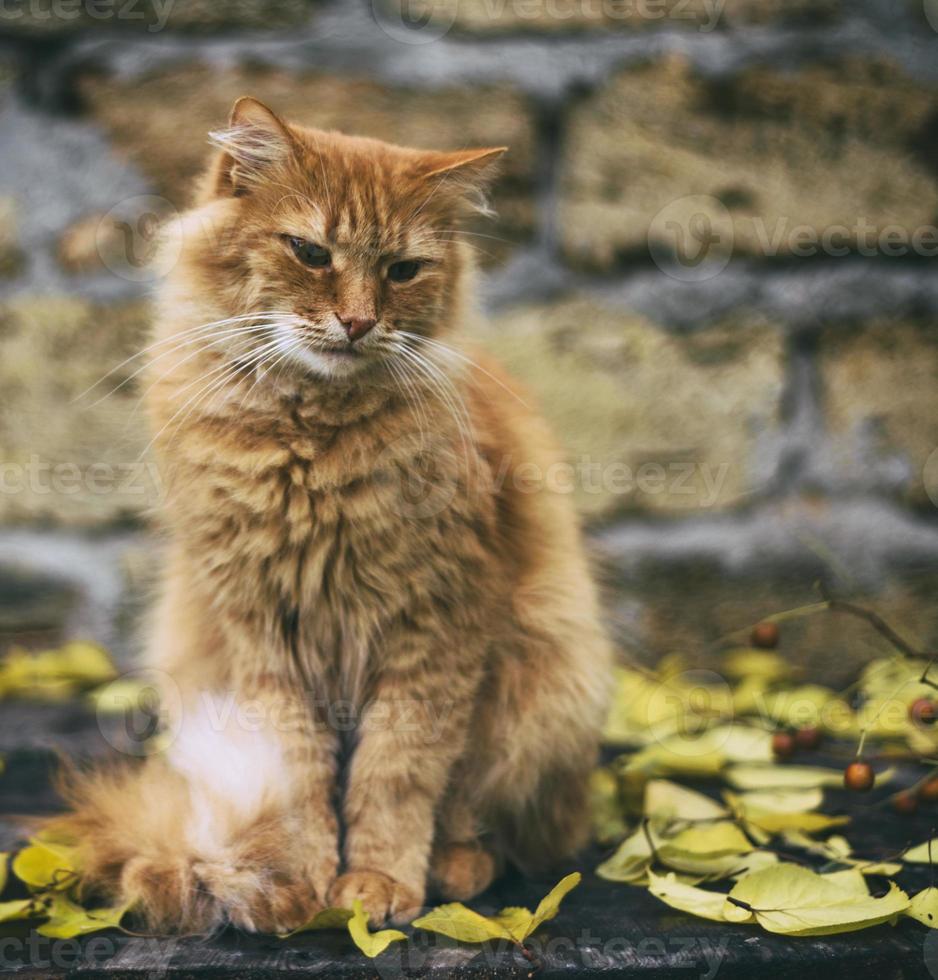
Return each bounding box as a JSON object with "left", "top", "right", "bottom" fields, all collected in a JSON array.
[
  {"left": 399, "top": 332, "right": 530, "bottom": 409},
  {"left": 92, "top": 319, "right": 292, "bottom": 412},
  {"left": 139, "top": 336, "right": 286, "bottom": 460},
  {"left": 394, "top": 342, "right": 480, "bottom": 488},
  {"left": 75, "top": 311, "right": 298, "bottom": 403},
  {"left": 383, "top": 354, "right": 430, "bottom": 447}
]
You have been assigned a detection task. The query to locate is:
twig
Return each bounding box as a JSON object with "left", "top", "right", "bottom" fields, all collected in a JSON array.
[{"left": 818, "top": 582, "right": 928, "bottom": 660}]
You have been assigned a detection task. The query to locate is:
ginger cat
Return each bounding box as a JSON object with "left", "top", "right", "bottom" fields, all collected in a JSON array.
[{"left": 59, "top": 97, "right": 612, "bottom": 933}]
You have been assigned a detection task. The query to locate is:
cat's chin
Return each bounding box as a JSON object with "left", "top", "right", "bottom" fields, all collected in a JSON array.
[{"left": 287, "top": 345, "right": 372, "bottom": 381}]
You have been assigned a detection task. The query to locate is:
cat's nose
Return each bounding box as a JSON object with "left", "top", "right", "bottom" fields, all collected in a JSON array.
[{"left": 340, "top": 316, "right": 377, "bottom": 342}]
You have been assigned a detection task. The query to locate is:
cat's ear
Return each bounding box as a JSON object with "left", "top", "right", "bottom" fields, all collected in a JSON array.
[
  {"left": 414, "top": 146, "right": 507, "bottom": 215},
  {"left": 204, "top": 97, "right": 297, "bottom": 199}
]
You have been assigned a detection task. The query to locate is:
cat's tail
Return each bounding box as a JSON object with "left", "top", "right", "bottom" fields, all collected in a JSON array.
[{"left": 50, "top": 698, "right": 318, "bottom": 934}]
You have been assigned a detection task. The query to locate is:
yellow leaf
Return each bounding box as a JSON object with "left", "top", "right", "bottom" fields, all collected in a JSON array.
[
  {"left": 12, "top": 840, "right": 80, "bottom": 891},
  {"left": 36, "top": 895, "right": 129, "bottom": 938},
  {"left": 644, "top": 780, "right": 727, "bottom": 824},
  {"left": 88, "top": 678, "right": 153, "bottom": 715},
  {"left": 281, "top": 906, "right": 354, "bottom": 937},
  {"left": 726, "top": 765, "right": 849, "bottom": 791},
  {"left": 722, "top": 649, "right": 792, "bottom": 683},
  {"left": 627, "top": 725, "right": 772, "bottom": 779},
  {"left": 904, "top": 888, "right": 938, "bottom": 928},
  {"left": 781, "top": 832, "right": 901, "bottom": 876},
  {"left": 0, "top": 899, "right": 38, "bottom": 923},
  {"left": 663, "top": 849, "right": 778, "bottom": 881},
  {"left": 647, "top": 871, "right": 729, "bottom": 923},
  {"left": 590, "top": 768, "right": 629, "bottom": 845},
  {"left": 347, "top": 900, "right": 406, "bottom": 958},
  {"left": 526, "top": 872, "right": 581, "bottom": 936},
  {"left": 726, "top": 789, "right": 849, "bottom": 835},
  {"left": 0, "top": 852, "right": 7, "bottom": 893},
  {"left": 412, "top": 902, "right": 514, "bottom": 943},
  {"left": 661, "top": 822, "right": 753, "bottom": 859},
  {"left": 596, "top": 828, "right": 653, "bottom": 883},
  {"left": 412, "top": 873, "right": 581, "bottom": 944},
  {"left": 53, "top": 642, "right": 118, "bottom": 686},
  {"left": 726, "top": 863, "right": 909, "bottom": 936},
  {"left": 904, "top": 839, "right": 938, "bottom": 863}
]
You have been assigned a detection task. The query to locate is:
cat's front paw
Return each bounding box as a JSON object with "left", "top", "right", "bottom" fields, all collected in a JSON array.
[{"left": 329, "top": 869, "right": 423, "bottom": 926}]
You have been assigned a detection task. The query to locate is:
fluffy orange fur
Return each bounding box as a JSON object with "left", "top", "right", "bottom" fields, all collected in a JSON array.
[{"left": 57, "top": 98, "right": 612, "bottom": 933}]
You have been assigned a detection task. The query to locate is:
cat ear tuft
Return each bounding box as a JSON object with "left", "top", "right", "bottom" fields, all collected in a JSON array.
[
  {"left": 415, "top": 146, "right": 508, "bottom": 217},
  {"left": 418, "top": 146, "right": 508, "bottom": 181},
  {"left": 204, "top": 97, "right": 296, "bottom": 199}
]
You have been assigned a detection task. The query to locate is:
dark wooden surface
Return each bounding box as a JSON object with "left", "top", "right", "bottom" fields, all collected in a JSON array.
[{"left": 2, "top": 708, "right": 938, "bottom": 978}]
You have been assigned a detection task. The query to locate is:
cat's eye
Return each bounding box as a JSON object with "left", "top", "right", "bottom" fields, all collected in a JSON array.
[
  {"left": 387, "top": 260, "right": 421, "bottom": 283},
  {"left": 287, "top": 237, "right": 331, "bottom": 269}
]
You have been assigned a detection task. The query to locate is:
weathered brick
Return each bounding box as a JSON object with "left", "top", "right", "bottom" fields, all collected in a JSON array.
[
  {"left": 606, "top": 555, "right": 938, "bottom": 688},
  {"left": 0, "top": 298, "right": 153, "bottom": 526},
  {"left": 0, "top": 0, "right": 313, "bottom": 37},
  {"left": 385, "top": 0, "right": 839, "bottom": 35},
  {"left": 820, "top": 321, "right": 938, "bottom": 509},
  {"left": 0, "top": 199, "right": 24, "bottom": 279},
  {"left": 475, "top": 296, "right": 784, "bottom": 518},
  {"left": 560, "top": 56, "right": 938, "bottom": 270},
  {"left": 78, "top": 64, "right": 537, "bottom": 264}
]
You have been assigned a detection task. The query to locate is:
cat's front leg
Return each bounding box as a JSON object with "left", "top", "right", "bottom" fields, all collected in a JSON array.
[{"left": 329, "top": 628, "right": 482, "bottom": 925}]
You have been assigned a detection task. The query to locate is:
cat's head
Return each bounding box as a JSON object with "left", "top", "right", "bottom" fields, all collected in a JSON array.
[{"left": 178, "top": 96, "right": 505, "bottom": 383}]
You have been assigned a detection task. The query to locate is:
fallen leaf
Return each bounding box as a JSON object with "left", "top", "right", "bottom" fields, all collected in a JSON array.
[
  {"left": 722, "top": 649, "right": 792, "bottom": 683},
  {"left": 36, "top": 895, "right": 129, "bottom": 938},
  {"left": 660, "top": 822, "right": 754, "bottom": 859},
  {"left": 412, "top": 873, "right": 580, "bottom": 944},
  {"left": 12, "top": 840, "right": 80, "bottom": 891},
  {"left": 0, "top": 852, "right": 6, "bottom": 893},
  {"left": 726, "top": 765, "right": 853, "bottom": 791},
  {"left": 726, "top": 863, "right": 909, "bottom": 936},
  {"left": 0, "top": 899, "right": 39, "bottom": 923},
  {"left": 590, "top": 768, "right": 630, "bottom": 845},
  {"left": 281, "top": 906, "right": 354, "bottom": 936},
  {"left": 347, "top": 900, "right": 406, "bottom": 958},
  {"left": 647, "top": 871, "right": 729, "bottom": 922},
  {"left": 905, "top": 888, "right": 938, "bottom": 928},
  {"left": 596, "top": 827, "right": 653, "bottom": 884},
  {"left": 644, "top": 780, "right": 727, "bottom": 824},
  {"left": 903, "top": 839, "right": 938, "bottom": 864},
  {"left": 726, "top": 789, "right": 849, "bottom": 835}
]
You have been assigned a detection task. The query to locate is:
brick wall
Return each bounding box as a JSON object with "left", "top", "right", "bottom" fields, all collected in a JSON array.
[{"left": 0, "top": 0, "right": 937, "bottom": 677}]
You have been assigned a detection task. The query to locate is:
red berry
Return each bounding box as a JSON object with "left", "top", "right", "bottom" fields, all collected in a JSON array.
[
  {"left": 751, "top": 621, "right": 780, "bottom": 649},
  {"left": 920, "top": 779, "right": 938, "bottom": 802},
  {"left": 893, "top": 792, "right": 919, "bottom": 815},
  {"left": 794, "top": 726, "right": 822, "bottom": 751},
  {"left": 844, "top": 761, "right": 875, "bottom": 792},
  {"left": 772, "top": 731, "right": 796, "bottom": 760},
  {"left": 910, "top": 698, "right": 938, "bottom": 726}
]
